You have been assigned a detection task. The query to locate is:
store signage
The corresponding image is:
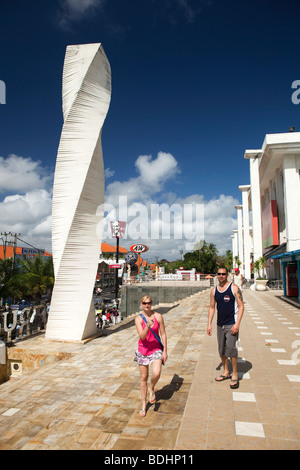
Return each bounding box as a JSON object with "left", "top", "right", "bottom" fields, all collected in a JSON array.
[
  {"left": 130, "top": 244, "right": 148, "bottom": 253},
  {"left": 22, "top": 248, "right": 45, "bottom": 256},
  {"left": 110, "top": 221, "right": 126, "bottom": 238},
  {"left": 262, "top": 200, "right": 279, "bottom": 249},
  {"left": 109, "top": 264, "right": 122, "bottom": 269}
]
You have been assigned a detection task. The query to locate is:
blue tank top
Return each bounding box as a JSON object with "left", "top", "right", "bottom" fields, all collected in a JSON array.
[{"left": 214, "top": 283, "right": 237, "bottom": 326}]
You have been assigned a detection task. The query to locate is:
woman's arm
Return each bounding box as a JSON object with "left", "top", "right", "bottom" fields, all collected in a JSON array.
[
  {"left": 157, "top": 313, "right": 168, "bottom": 362},
  {"left": 135, "top": 315, "right": 153, "bottom": 340}
]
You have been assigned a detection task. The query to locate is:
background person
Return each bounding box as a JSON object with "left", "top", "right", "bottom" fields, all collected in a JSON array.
[{"left": 233, "top": 268, "right": 244, "bottom": 289}]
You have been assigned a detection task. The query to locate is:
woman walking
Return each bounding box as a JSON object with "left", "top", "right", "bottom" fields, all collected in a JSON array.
[{"left": 134, "top": 295, "right": 168, "bottom": 417}]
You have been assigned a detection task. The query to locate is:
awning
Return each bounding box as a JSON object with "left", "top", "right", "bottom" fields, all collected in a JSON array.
[
  {"left": 271, "top": 249, "right": 300, "bottom": 262},
  {"left": 264, "top": 243, "right": 286, "bottom": 260}
]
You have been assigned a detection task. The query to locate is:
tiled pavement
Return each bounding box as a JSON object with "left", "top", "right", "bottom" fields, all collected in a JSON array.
[{"left": 0, "top": 288, "right": 299, "bottom": 450}]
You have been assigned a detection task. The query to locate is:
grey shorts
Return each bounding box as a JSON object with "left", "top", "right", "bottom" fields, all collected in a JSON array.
[{"left": 217, "top": 325, "right": 239, "bottom": 358}]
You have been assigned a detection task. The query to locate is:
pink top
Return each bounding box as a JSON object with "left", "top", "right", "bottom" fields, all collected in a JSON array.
[{"left": 138, "top": 316, "right": 161, "bottom": 356}]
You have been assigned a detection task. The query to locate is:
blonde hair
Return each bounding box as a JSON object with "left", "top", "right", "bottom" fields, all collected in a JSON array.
[{"left": 141, "top": 295, "right": 152, "bottom": 304}]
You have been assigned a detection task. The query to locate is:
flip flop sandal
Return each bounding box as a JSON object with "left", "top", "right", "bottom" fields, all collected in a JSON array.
[
  {"left": 139, "top": 408, "right": 146, "bottom": 417},
  {"left": 215, "top": 375, "right": 231, "bottom": 382},
  {"left": 230, "top": 379, "right": 239, "bottom": 389}
]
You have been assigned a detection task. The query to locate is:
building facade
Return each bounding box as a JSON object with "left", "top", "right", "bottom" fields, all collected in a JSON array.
[{"left": 234, "top": 131, "right": 300, "bottom": 301}]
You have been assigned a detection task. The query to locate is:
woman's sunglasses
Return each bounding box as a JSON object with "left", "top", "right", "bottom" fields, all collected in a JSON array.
[{"left": 142, "top": 302, "right": 152, "bottom": 305}]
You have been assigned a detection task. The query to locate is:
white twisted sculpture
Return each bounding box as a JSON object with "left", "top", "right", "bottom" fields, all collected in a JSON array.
[{"left": 46, "top": 43, "right": 111, "bottom": 341}]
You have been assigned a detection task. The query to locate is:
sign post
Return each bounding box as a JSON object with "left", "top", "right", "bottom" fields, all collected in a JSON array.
[
  {"left": 111, "top": 222, "right": 126, "bottom": 305},
  {"left": 130, "top": 244, "right": 149, "bottom": 277}
]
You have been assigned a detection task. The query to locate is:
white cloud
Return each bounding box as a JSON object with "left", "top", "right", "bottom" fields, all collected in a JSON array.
[
  {"left": 104, "top": 167, "right": 115, "bottom": 178},
  {"left": 135, "top": 152, "right": 180, "bottom": 190},
  {"left": 32, "top": 215, "right": 52, "bottom": 237},
  {"left": 176, "top": 0, "right": 200, "bottom": 23},
  {"left": 105, "top": 151, "right": 180, "bottom": 207},
  {"left": 0, "top": 154, "right": 52, "bottom": 194},
  {"left": 0, "top": 155, "right": 53, "bottom": 253},
  {"left": 155, "top": 0, "right": 207, "bottom": 25},
  {"left": 0, "top": 151, "right": 239, "bottom": 260},
  {"left": 0, "top": 189, "right": 52, "bottom": 251},
  {"left": 103, "top": 152, "right": 238, "bottom": 260},
  {"left": 57, "top": 0, "right": 105, "bottom": 28}
]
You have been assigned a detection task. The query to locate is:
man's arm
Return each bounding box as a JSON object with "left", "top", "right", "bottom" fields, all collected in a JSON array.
[
  {"left": 207, "top": 287, "right": 216, "bottom": 336},
  {"left": 231, "top": 284, "right": 244, "bottom": 335}
]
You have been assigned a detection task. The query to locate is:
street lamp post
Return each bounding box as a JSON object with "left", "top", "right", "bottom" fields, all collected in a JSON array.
[
  {"left": 0, "top": 232, "right": 12, "bottom": 261},
  {"left": 111, "top": 221, "right": 120, "bottom": 306},
  {"left": 110, "top": 221, "right": 126, "bottom": 308},
  {"left": 115, "top": 234, "right": 119, "bottom": 303}
]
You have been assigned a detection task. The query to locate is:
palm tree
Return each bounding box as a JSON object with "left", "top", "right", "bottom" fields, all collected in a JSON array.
[
  {"left": 234, "top": 256, "right": 241, "bottom": 270},
  {"left": 0, "top": 258, "right": 23, "bottom": 302},
  {"left": 20, "top": 256, "right": 54, "bottom": 304},
  {"left": 224, "top": 250, "right": 233, "bottom": 272},
  {"left": 259, "top": 256, "right": 266, "bottom": 278}
]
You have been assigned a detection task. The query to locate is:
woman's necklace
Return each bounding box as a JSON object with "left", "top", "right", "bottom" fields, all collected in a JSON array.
[{"left": 144, "top": 312, "right": 154, "bottom": 321}]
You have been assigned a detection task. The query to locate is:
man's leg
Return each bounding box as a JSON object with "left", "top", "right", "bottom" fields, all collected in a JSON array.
[
  {"left": 216, "top": 326, "right": 231, "bottom": 381},
  {"left": 222, "top": 355, "right": 231, "bottom": 377},
  {"left": 231, "top": 356, "right": 238, "bottom": 381},
  {"left": 215, "top": 355, "right": 231, "bottom": 381}
]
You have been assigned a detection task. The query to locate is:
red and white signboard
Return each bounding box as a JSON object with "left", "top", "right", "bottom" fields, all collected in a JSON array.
[
  {"left": 130, "top": 244, "right": 148, "bottom": 253},
  {"left": 110, "top": 221, "right": 127, "bottom": 238},
  {"left": 109, "top": 264, "right": 122, "bottom": 269}
]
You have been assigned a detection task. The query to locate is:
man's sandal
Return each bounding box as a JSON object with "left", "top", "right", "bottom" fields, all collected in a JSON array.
[
  {"left": 215, "top": 375, "right": 231, "bottom": 382},
  {"left": 230, "top": 379, "right": 239, "bottom": 389}
]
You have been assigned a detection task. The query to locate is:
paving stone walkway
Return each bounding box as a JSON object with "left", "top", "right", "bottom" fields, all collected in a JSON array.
[{"left": 0, "top": 288, "right": 299, "bottom": 450}]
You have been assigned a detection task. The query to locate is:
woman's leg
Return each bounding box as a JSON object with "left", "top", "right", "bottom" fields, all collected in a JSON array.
[
  {"left": 139, "top": 365, "right": 148, "bottom": 415},
  {"left": 149, "top": 359, "right": 162, "bottom": 401}
]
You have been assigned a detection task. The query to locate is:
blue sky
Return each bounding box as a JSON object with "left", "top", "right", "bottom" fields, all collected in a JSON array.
[{"left": 1, "top": 0, "right": 300, "bottom": 261}]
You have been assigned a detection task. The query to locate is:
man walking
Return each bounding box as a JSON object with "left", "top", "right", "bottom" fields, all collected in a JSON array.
[
  {"left": 234, "top": 268, "right": 244, "bottom": 289},
  {"left": 207, "top": 266, "right": 244, "bottom": 389}
]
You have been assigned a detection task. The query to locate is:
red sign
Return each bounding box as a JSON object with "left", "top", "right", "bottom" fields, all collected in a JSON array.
[
  {"left": 262, "top": 200, "right": 279, "bottom": 249},
  {"left": 130, "top": 244, "right": 148, "bottom": 253},
  {"left": 110, "top": 221, "right": 127, "bottom": 238},
  {"left": 109, "top": 264, "right": 122, "bottom": 269}
]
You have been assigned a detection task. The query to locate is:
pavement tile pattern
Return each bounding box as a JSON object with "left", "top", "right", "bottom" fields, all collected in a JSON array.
[{"left": 0, "top": 288, "right": 299, "bottom": 450}]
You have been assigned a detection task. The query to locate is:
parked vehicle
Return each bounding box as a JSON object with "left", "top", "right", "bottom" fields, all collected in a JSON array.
[{"left": 10, "top": 300, "right": 34, "bottom": 311}]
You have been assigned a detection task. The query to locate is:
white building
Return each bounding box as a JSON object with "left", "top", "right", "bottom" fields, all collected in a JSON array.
[{"left": 234, "top": 130, "right": 300, "bottom": 301}]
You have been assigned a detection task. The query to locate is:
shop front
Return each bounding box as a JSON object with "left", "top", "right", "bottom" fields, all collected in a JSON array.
[{"left": 271, "top": 249, "right": 300, "bottom": 304}]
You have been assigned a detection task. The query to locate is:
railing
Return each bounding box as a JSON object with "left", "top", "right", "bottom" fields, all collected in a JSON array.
[
  {"left": 267, "top": 280, "right": 283, "bottom": 290},
  {"left": 122, "top": 274, "right": 215, "bottom": 285}
]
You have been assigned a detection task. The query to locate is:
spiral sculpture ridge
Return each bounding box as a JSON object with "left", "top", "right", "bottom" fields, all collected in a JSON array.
[{"left": 46, "top": 43, "right": 111, "bottom": 341}]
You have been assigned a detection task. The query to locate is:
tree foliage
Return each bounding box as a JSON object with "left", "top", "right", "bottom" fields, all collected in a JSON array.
[
  {"left": 0, "top": 256, "right": 54, "bottom": 304},
  {"left": 0, "top": 258, "right": 22, "bottom": 299},
  {"left": 159, "top": 241, "right": 220, "bottom": 274}
]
